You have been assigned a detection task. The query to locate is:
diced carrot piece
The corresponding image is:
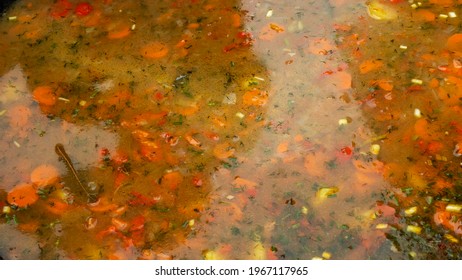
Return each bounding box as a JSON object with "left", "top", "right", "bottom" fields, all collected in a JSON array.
[
  {"left": 161, "top": 171, "right": 183, "bottom": 190},
  {"left": 359, "top": 59, "right": 383, "bottom": 74},
  {"left": 447, "top": 33, "right": 462, "bottom": 52},
  {"left": 45, "top": 198, "right": 70, "bottom": 215},
  {"left": 32, "top": 86, "right": 57, "bottom": 106},
  {"left": 429, "top": 78, "right": 439, "bottom": 88},
  {"left": 333, "top": 71, "right": 352, "bottom": 90},
  {"left": 7, "top": 183, "right": 39, "bottom": 207},
  {"left": 140, "top": 42, "right": 169, "bottom": 59},
  {"left": 277, "top": 141, "right": 289, "bottom": 153},
  {"left": 242, "top": 89, "right": 268, "bottom": 106},
  {"left": 83, "top": 9, "right": 101, "bottom": 27},
  {"left": 30, "top": 164, "right": 60, "bottom": 187},
  {"left": 232, "top": 13, "right": 241, "bottom": 28},
  {"left": 187, "top": 22, "right": 200, "bottom": 29},
  {"left": 18, "top": 221, "right": 40, "bottom": 233},
  {"left": 414, "top": 118, "right": 429, "bottom": 139},
  {"left": 107, "top": 25, "right": 131, "bottom": 39},
  {"left": 414, "top": 9, "right": 436, "bottom": 22},
  {"left": 376, "top": 80, "right": 393, "bottom": 91}
]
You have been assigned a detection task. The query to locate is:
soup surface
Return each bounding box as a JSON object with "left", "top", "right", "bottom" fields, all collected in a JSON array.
[{"left": 1, "top": 0, "right": 461, "bottom": 259}]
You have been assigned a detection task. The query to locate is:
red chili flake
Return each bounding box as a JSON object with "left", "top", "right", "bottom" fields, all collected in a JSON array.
[
  {"left": 75, "top": 2, "right": 93, "bottom": 17},
  {"left": 285, "top": 60, "right": 294, "bottom": 65},
  {"left": 426, "top": 141, "right": 443, "bottom": 155},
  {"left": 340, "top": 146, "right": 353, "bottom": 156},
  {"left": 389, "top": 0, "right": 404, "bottom": 3},
  {"left": 323, "top": 70, "right": 334, "bottom": 75}
]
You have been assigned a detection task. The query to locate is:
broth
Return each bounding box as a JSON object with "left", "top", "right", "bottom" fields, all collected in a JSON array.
[{"left": 0, "top": 0, "right": 461, "bottom": 259}]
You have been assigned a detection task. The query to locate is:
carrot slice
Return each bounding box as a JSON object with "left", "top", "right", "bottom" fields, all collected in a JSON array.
[
  {"left": 242, "top": 89, "right": 268, "bottom": 106},
  {"left": 447, "top": 34, "right": 462, "bottom": 52},
  {"left": 140, "top": 42, "right": 169, "bottom": 59},
  {"left": 45, "top": 197, "right": 70, "bottom": 215},
  {"left": 32, "top": 86, "right": 57, "bottom": 106},
  {"left": 30, "top": 164, "right": 60, "bottom": 187},
  {"left": 7, "top": 183, "right": 39, "bottom": 207}
]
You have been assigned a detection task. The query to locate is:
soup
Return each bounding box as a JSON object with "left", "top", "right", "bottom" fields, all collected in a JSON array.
[{"left": 0, "top": 0, "right": 461, "bottom": 260}]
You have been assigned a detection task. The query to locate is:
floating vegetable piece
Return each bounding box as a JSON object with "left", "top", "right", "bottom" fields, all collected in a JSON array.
[
  {"left": 242, "top": 89, "right": 268, "bottom": 106},
  {"left": 161, "top": 171, "right": 183, "bottom": 190},
  {"left": 366, "top": 0, "right": 398, "bottom": 20},
  {"left": 33, "top": 86, "right": 57, "bottom": 106},
  {"left": 359, "top": 59, "right": 384, "bottom": 74},
  {"left": 447, "top": 34, "right": 462, "bottom": 52},
  {"left": 140, "top": 42, "right": 169, "bottom": 59},
  {"left": 7, "top": 183, "right": 39, "bottom": 207},
  {"left": 30, "top": 164, "right": 60, "bottom": 187}
]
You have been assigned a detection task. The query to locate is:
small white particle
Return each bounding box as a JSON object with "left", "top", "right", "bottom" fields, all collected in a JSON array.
[
  {"left": 399, "top": 45, "right": 408, "bottom": 50},
  {"left": 13, "top": 140, "right": 20, "bottom": 148},
  {"left": 266, "top": 9, "right": 273, "bottom": 18},
  {"left": 439, "top": 14, "right": 449, "bottom": 19},
  {"left": 449, "top": 12, "right": 457, "bottom": 18},
  {"left": 414, "top": 108, "right": 422, "bottom": 118}
]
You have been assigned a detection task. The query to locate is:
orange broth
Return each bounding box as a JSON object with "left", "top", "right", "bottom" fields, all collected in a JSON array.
[{"left": 0, "top": 0, "right": 461, "bottom": 260}]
